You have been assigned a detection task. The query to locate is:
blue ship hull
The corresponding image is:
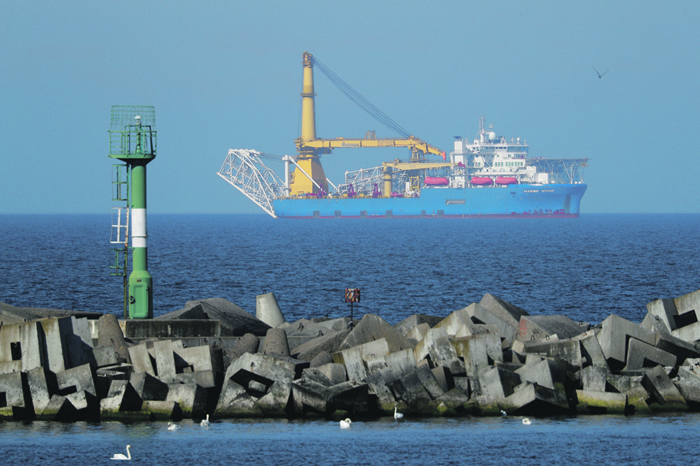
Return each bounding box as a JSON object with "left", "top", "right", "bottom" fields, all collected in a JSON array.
[{"left": 274, "top": 183, "right": 587, "bottom": 218}]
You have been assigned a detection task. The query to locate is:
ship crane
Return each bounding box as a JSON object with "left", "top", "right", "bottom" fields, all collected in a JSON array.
[{"left": 291, "top": 51, "right": 448, "bottom": 197}]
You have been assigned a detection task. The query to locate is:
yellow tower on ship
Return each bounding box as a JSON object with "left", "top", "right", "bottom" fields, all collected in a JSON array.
[{"left": 290, "top": 52, "right": 328, "bottom": 196}]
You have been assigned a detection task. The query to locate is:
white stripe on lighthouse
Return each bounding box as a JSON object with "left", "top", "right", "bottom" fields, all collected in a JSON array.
[{"left": 132, "top": 208, "right": 147, "bottom": 248}]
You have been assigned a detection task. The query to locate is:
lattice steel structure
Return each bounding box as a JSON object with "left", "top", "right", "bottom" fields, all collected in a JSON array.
[{"left": 217, "top": 149, "right": 286, "bottom": 218}]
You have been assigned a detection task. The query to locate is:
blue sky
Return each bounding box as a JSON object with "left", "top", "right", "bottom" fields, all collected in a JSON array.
[{"left": 1, "top": 1, "right": 698, "bottom": 214}]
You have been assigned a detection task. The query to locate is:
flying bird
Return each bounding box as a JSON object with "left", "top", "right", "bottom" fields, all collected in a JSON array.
[{"left": 593, "top": 67, "right": 609, "bottom": 79}]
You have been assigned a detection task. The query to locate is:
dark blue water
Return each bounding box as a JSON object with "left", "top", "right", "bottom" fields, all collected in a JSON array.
[
  {"left": 2, "top": 214, "right": 698, "bottom": 325},
  {"left": 1, "top": 415, "right": 700, "bottom": 465},
  {"left": 2, "top": 214, "right": 700, "bottom": 463}
]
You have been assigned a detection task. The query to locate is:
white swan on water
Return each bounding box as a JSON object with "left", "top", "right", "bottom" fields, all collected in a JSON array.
[
  {"left": 201, "top": 414, "right": 210, "bottom": 427},
  {"left": 111, "top": 445, "right": 132, "bottom": 460},
  {"left": 500, "top": 410, "right": 507, "bottom": 416},
  {"left": 340, "top": 418, "right": 352, "bottom": 429},
  {"left": 168, "top": 422, "right": 181, "bottom": 431},
  {"left": 522, "top": 418, "right": 531, "bottom": 425},
  {"left": 394, "top": 405, "right": 404, "bottom": 419}
]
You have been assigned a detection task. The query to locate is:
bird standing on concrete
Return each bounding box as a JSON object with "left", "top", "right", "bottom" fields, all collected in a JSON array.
[
  {"left": 111, "top": 445, "right": 132, "bottom": 460},
  {"left": 340, "top": 418, "right": 352, "bottom": 429},
  {"left": 167, "top": 422, "right": 181, "bottom": 431},
  {"left": 394, "top": 405, "right": 404, "bottom": 419},
  {"left": 200, "top": 414, "right": 210, "bottom": 427}
]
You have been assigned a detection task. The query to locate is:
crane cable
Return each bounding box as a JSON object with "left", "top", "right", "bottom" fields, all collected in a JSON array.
[{"left": 311, "top": 57, "right": 412, "bottom": 139}]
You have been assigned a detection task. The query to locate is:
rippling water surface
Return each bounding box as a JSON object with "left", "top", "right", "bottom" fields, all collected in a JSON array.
[
  {"left": 2, "top": 214, "right": 699, "bottom": 325},
  {"left": 2, "top": 415, "right": 700, "bottom": 465}
]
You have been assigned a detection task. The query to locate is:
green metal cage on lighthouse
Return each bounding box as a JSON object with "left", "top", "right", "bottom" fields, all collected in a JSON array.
[{"left": 108, "top": 105, "right": 156, "bottom": 319}]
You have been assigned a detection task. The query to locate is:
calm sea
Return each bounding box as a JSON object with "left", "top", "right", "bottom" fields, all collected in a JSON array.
[{"left": 1, "top": 214, "right": 699, "bottom": 464}]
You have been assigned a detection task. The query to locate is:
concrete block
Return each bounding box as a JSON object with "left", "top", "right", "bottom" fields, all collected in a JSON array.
[
  {"left": 314, "top": 363, "right": 347, "bottom": 385},
  {"left": 479, "top": 293, "right": 529, "bottom": 328},
  {"left": 291, "top": 329, "right": 351, "bottom": 362},
  {"left": 515, "top": 359, "right": 566, "bottom": 392},
  {"left": 176, "top": 345, "right": 222, "bottom": 373},
  {"left": 518, "top": 315, "right": 587, "bottom": 342},
  {"left": 676, "top": 381, "right": 700, "bottom": 408},
  {"left": 39, "top": 318, "right": 71, "bottom": 373},
  {"left": 624, "top": 338, "right": 677, "bottom": 370},
  {"left": 333, "top": 339, "right": 391, "bottom": 383},
  {"left": 674, "top": 289, "right": 700, "bottom": 317},
  {"left": 597, "top": 314, "right": 657, "bottom": 370},
  {"left": 572, "top": 330, "right": 608, "bottom": 368},
  {"left": 413, "top": 364, "right": 445, "bottom": 400},
  {"left": 62, "top": 317, "right": 96, "bottom": 369},
  {"left": 97, "top": 313, "right": 130, "bottom": 364},
  {"left": 606, "top": 374, "right": 652, "bottom": 414},
  {"left": 26, "top": 366, "right": 54, "bottom": 416},
  {"left": 501, "top": 382, "right": 569, "bottom": 415},
  {"left": 576, "top": 390, "right": 627, "bottom": 414},
  {"left": 641, "top": 365, "right": 687, "bottom": 412},
  {"left": 100, "top": 380, "right": 142, "bottom": 416},
  {"left": 166, "top": 383, "right": 207, "bottom": 418},
  {"left": 366, "top": 370, "right": 398, "bottom": 413},
  {"left": 526, "top": 339, "right": 583, "bottom": 368},
  {"left": 479, "top": 366, "right": 521, "bottom": 403},
  {"left": 301, "top": 367, "right": 332, "bottom": 387},
  {"left": 40, "top": 394, "right": 78, "bottom": 421},
  {"left": 141, "top": 400, "right": 182, "bottom": 420},
  {"left": 154, "top": 340, "right": 177, "bottom": 383},
  {"left": 224, "top": 352, "right": 297, "bottom": 394},
  {"left": 388, "top": 369, "right": 434, "bottom": 412},
  {"left": 314, "top": 317, "right": 352, "bottom": 333},
  {"left": 405, "top": 323, "right": 430, "bottom": 344},
  {"left": 385, "top": 349, "right": 418, "bottom": 378},
  {"left": 454, "top": 323, "right": 500, "bottom": 339},
  {"left": 261, "top": 328, "right": 291, "bottom": 357},
  {"left": 646, "top": 298, "right": 679, "bottom": 331},
  {"left": 434, "top": 307, "right": 473, "bottom": 336},
  {"left": 224, "top": 333, "right": 260, "bottom": 367},
  {"left": 435, "top": 388, "right": 470, "bottom": 416},
  {"left": 56, "top": 363, "right": 96, "bottom": 397},
  {"left": 215, "top": 380, "right": 262, "bottom": 417},
  {"left": 671, "top": 321, "right": 700, "bottom": 343},
  {"left": 452, "top": 333, "right": 503, "bottom": 376},
  {"left": 339, "top": 314, "right": 414, "bottom": 354},
  {"left": 309, "top": 351, "right": 333, "bottom": 368},
  {"left": 414, "top": 327, "right": 458, "bottom": 365},
  {"left": 92, "top": 346, "right": 119, "bottom": 368},
  {"left": 128, "top": 343, "right": 156, "bottom": 376},
  {"left": 393, "top": 314, "right": 443, "bottom": 337},
  {"left": 0, "top": 372, "right": 31, "bottom": 419},
  {"left": 160, "top": 298, "right": 271, "bottom": 336},
  {"left": 291, "top": 379, "right": 329, "bottom": 414},
  {"left": 431, "top": 364, "right": 452, "bottom": 393},
  {"left": 256, "top": 292, "right": 285, "bottom": 328},
  {"left": 284, "top": 319, "right": 329, "bottom": 338},
  {"left": 581, "top": 366, "right": 608, "bottom": 392},
  {"left": 466, "top": 302, "right": 517, "bottom": 347},
  {"left": 130, "top": 371, "right": 169, "bottom": 401}
]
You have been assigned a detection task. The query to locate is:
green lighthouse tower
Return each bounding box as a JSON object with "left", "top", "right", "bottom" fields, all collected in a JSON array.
[{"left": 109, "top": 106, "right": 156, "bottom": 319}]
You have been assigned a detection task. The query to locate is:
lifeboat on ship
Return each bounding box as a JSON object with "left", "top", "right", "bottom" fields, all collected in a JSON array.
[
  {"left": 495, "top": 176, "right": 518, "bottom": 185},
  {"left": 424, "top": 177, "right": 449, "bottom": 186},
  {"left": 470, "top": 177, "right": 493, "bottom": 186}
]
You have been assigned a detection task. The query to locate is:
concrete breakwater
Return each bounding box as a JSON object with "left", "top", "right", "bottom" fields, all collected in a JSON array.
[{"left": 1, "top": 289, "right": 700, "bottom": 422}]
